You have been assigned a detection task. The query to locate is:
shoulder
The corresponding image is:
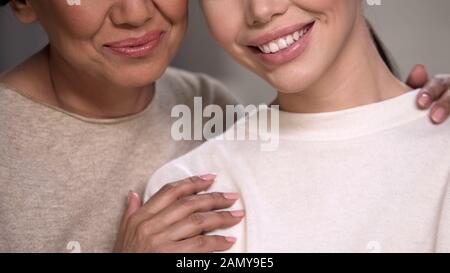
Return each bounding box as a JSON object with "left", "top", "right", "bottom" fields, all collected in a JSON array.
[
  {"left": 0, "top": 83, "right": 29, "bottom": 111},
  {"left": 144, "top": 133, "right": 250, "bottom": 201},
  {"left": 157, "top": 67, "right": 241, "bottom": 107}
]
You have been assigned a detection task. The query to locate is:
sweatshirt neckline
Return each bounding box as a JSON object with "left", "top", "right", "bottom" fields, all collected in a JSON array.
[
  {"left": 0, "top": 82, "right": 160, "bottom": 125},
  {"left": 275, "top": 89, "right": 427, "bottom": 141}
]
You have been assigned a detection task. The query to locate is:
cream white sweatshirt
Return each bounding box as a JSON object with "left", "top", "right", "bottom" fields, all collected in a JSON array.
[{"left": 145, "top": 90, "right": 450, "bottom": 253}]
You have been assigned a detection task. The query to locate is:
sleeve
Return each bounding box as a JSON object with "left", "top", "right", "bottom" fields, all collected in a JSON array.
[
  {"left": 143, "top": 145, "right": 247, "bottom": 253},
  {"left": 435, "top": 176, "right": 450, "bottom": 253}
]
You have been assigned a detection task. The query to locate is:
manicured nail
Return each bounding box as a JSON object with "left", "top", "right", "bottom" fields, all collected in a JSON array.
[
  {"left": 418, "top": 92, "right": 432, "bottom": 108},
  {"left": 432, "top": 107, "right": 448, "bottom": 123},
  {"left": 128, "top": 191, "right": 140, "bottom": 205},
  {"left": 223, "top": 193, "right": 240, "bottom": 200},
  {"left": 230, "top": 210, "right": 245, "bottom": 218},
  {"left": 225, "top": 236, "right": 237, "bottom": 243},
  {"left": 199, "top": 173, "right": 217, "bottom": 181},
  {"left": 127, "top": 191, "right": 134, "bottom": 205}
]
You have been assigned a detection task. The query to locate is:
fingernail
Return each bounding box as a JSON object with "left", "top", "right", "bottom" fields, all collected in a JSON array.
[
  {"left": 127, "top": 191, "right": 139, "bottom": 205},
  {"left": 418, "top": 92, "right": 432, "bottom": 107},
  {"left": 432, "top": 107, "right": 448, "bottom": 123},
  {"left": 199, "top": 173, "right": 217, "bottom": 181},
  {"left": 223, "top": 193, "right": 240, "bottom": 200},
  {"left": 225, "top": 236, "right": 237, "bottom": 243},
  {"left": 127, "top": 191, "right": 134, "bottom": 205},
  {"left": 230, "top": 210, "right": 245, "bottom": 217}
]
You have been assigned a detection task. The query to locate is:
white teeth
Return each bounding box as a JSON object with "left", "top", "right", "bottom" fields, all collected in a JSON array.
[
  {"left": 257, "top": 24, "right": 312, "bottom": 54},
  {"left": 277, "top": 38, "right": 288, "bottom": 50},
  {"left": 269, "top": 42, "right": 279, "bottom": 53},
  {"left": 259, "top": 44, "right": 271, "bottom": 54},
  {"left": 286, "top": 35, "right": 294, "bottom": 45}
]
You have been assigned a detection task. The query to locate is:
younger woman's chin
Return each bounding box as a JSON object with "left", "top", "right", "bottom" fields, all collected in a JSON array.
[{"left": 266, "top": 73, "right": 315, "bottom": 94}]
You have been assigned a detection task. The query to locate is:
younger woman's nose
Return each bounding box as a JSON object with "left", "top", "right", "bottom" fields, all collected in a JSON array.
[
  {"left": 110, "top": 0, "right": 156, "bottom": 28},
  {"left": 245, "top": 0, "right": 289, "bottom": 26}
]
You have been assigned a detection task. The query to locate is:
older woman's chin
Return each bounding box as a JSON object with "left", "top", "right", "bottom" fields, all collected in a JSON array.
[{"left": 103, "top": 62, "right": 169, "bottom": 88}]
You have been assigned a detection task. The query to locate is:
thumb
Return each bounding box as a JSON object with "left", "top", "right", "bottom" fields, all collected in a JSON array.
[
  {"left": 114, "top": 191, "right": 142, "bottom": 252},
  {"left": 119, "top": 191, "right": 142, "bottom": 233},
  {"left": 124, "top": 191, "right": 142, "bottom": 222},
  {"left": 406, "top": 64, "right": 429, "bottom": 89}
]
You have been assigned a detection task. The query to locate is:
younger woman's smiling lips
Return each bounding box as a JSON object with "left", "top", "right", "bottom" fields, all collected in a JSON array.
[
  {"left": 103, "top": 30, "right": 166, "bottom": 58},
  {"left": 245, "top": 20, "right": 316, "bottom": 66}
]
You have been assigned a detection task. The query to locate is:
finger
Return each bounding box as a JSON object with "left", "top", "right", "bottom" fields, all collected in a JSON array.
[
  {"left": 416, "top": 77, "right": 448, "bottom": 109},
  {"left": 141, "top": 174, "right": 217, "bottom": 216},
  {"left": 166, "top": 210, "right": 245, "bottom": 241},
  {"left": 434, "top": 74, "right": 450, "bottom": 85},
  {"left": 118, "top": 192, "right": 141, "bottom": 232},
  {"left": 169, "top": 235, "right": 237, "bottom": 253},
  {"left": 407, "top": 64, "right": 428, "bottom": 89},
  {"left": 114, "top": 191, "right": 142, "bottom": 251},
  {"left": 430, "top": 89, "right": 450, "bottom": 124},
  {"left": 148, "top": 192, "right": 240, "bottom": 233}
]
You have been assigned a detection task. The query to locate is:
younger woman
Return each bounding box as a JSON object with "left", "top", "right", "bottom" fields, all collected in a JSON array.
[{"left": 145, "top": 0, "right": 450, "bottom": 252}]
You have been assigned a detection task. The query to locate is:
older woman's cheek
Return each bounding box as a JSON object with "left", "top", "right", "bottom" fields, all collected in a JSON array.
[
  {"left": 33, "top": 1, "right": 106, "bottom": 39},
  {"left": 155, "top": 0, "right": 188, "bottom": 21},
  {"left": 154, "top": 0, "right": 189, "bottom": 58}
]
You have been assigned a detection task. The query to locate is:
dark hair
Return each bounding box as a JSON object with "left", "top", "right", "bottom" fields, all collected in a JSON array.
[
  {"left": 366, "top": 20, "right": 398, "bottom": 76},
  {"left": 0, "top": 0, "right": 9, "bottom": 6}
]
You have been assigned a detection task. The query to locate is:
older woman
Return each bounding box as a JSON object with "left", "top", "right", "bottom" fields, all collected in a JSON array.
[
  {"left": 0, "top": 0, "right": 449, "bottom": 253},
  {"left": 0, "top": 0, "right": 245, "bottom": 253}
]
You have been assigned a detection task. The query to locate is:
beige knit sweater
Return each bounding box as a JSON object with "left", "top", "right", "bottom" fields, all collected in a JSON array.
[{"left": 0, "top": 68, "right": 239, "bottom": 253}]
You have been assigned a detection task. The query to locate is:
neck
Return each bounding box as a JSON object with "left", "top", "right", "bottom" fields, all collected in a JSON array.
[
  {"left": 45, "top": 46, "right": 154, "bottom": 119},
  {"left": 277, "top": 16, "right": 410, "bottom": 114}
]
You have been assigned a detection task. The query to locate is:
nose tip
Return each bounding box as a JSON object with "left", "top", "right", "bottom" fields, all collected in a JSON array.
[
  {"left": 110, "top": 0, "right": 156, "bottom": 27},
  {"left": 246, "top": 0, "right": 289, "bottom": 26},
  {"left": 248, "top": 5, "right": 273, "bottom": 25}
]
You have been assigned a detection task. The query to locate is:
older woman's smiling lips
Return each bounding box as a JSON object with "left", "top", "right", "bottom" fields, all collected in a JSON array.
[{"left": 104, "top": 30, "right": 165, "bottom": 58}]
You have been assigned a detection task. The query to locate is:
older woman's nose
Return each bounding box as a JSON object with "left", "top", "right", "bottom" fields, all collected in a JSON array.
[
  {"left": 245, "top": 0, "right": 289, "bottom": 26},
  {"left": 110, "top": 0, "right": 156, "bottom": 27}
]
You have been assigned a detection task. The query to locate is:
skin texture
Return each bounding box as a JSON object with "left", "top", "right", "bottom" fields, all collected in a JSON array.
[
  {"left": 2, "top": 0, "right": 244, "bottom": 253},
  {"left": 4, "top": 0, "right": 188, "bottom": 118},
  {"left": 114, "top": 175, "right": 244, "bottom": 253},
  {"left": 0, "top": 0, "right": 449, "bottom": 253},
  {"left": 201, "top": 0, "right": 450, "bottom": 120}
]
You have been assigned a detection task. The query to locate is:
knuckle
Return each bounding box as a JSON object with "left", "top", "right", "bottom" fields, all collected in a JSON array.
[
  {"left": 147, "top": 234, "right": 165, "bottom": 252},
  {"left": 177, "top": 196, "right": 194, "bottom": 208},
  {"left": 127, "top": 214, "right": 139, "bottom": 227},
  {"left": 182, "top": 195, "right": 197, "bottom": 202},
  {"left": 189, "top": 213, "right": 206, "bottom": 225},
  {"left": 436, "top": 100, "right": 450, "bottom": 109},
  {"left": 208, "top": 192, "right": 224, "bottom": 202},
  {"left": 160, "top": 183, "right": 177, "bottom": 194},
  {"left": 425, "top": 78, "right": 443, "bottom": 93},
  {"left": 222, "top": 211, "right": 235, "bottom": 219},
  {"left": 432, "top": 77, "right": 445, "bottom": 85},
  {"left": 136, "top": 221, "right": 153, "bottom": 238},
  {"left": 187, "top": 176, "right": 201, "bottom": 185},
  {"left": 193, "top": 236, "right": 208, "bottom": 248}
]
